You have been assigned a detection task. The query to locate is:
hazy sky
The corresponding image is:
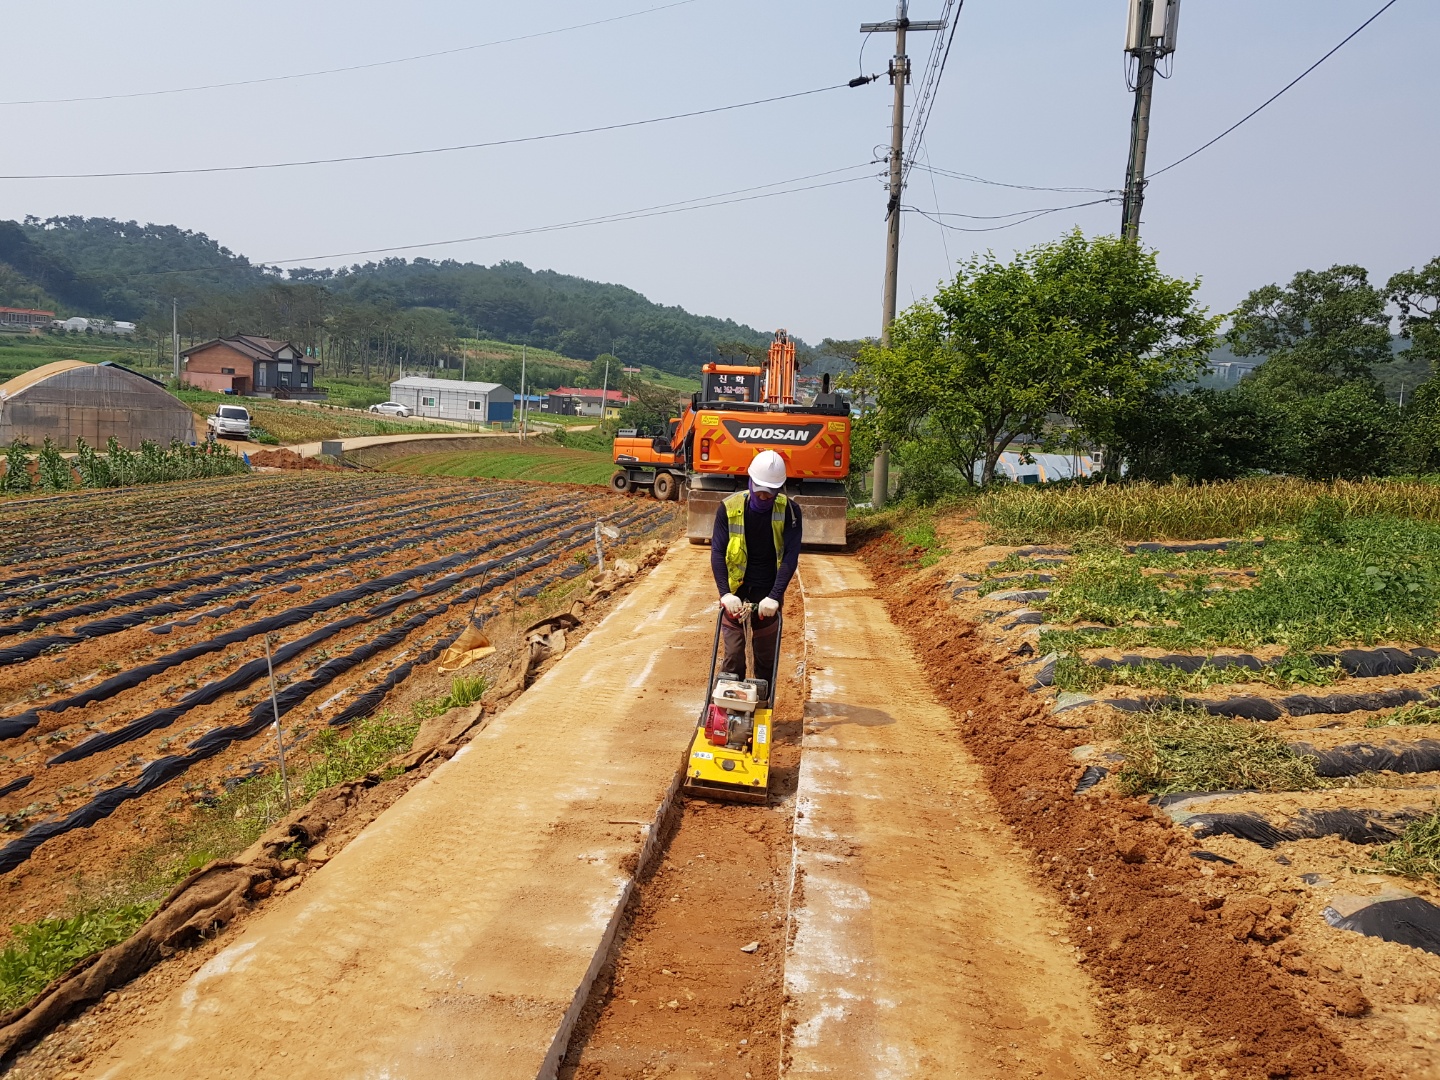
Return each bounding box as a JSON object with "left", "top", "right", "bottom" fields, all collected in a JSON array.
[{"left": 3, "top": 1, "right": 1434, "bottom": 344}]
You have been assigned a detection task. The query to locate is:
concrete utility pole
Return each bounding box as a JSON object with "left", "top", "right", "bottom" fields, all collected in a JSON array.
[
  {"left": 861, "top": 2, "right": 944, "bottom": 508},
  {"left": 520, "top": 343, "right": 527, "bottom": 441},
  {"left": 600, "top": 357, "right": 610, "bottom": 426},
  {"left": 171, "top": 297, "right": 180, "bottom": 383},
  {"left": 1121, "top": 0, "right": 1180, "bottom": 242}
]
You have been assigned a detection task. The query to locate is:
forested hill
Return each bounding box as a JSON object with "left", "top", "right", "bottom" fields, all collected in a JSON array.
[{"left": 0, "top": 216, "right": 775, "bottom": 374}]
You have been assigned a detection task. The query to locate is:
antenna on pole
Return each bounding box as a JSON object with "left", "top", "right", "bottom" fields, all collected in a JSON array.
[{"left": 1121, "top": 0, "right": 1181, "bottom": 242}]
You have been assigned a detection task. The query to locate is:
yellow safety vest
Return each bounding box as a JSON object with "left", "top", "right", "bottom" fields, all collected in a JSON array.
[{"left": 723, "top": 491, "right": 788, "bottom": 593}]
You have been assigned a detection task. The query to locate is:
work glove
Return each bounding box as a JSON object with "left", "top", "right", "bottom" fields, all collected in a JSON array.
[
  {"left": 757, "top": 596, "right": 780, "bottom": 619},
  {"left": 720, "top": 593, "right": 744, "bottom": 616}
]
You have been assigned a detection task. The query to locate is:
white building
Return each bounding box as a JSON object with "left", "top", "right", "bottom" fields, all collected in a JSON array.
[{"left": 389, "top": 376, "right": 515, "bottom": 424}]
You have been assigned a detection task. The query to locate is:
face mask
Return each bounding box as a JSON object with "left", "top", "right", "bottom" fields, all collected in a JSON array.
[{"left": 748, "top": 482, "right": 776, "bottom": 512}]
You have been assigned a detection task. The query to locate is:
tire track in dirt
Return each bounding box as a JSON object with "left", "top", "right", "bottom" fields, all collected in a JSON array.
[{"left": 858, "top": 524, "right": 1382, "bottom": 1079}]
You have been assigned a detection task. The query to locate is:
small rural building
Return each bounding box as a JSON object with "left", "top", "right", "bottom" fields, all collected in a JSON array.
[
  {"left": 389, "top": 376, "right": 514, "bottom": 423},
  {"left": 181, "top": 335, "right": 322, "bottom": 399},
  {"left": 0, "top": 360, "right": 196, "bottom": 449},
  {"left": 544, "top": 387, "right": 632, "bottom": 419},
  {"left": 0, "top": 307, "right": 54, "bottom": 331}
]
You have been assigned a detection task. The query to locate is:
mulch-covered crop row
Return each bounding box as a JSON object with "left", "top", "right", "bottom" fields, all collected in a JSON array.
[{"left": 0, "top": 474, "right": 670, "bottom": 916}]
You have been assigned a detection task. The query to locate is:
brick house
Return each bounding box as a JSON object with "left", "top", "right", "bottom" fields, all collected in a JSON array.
[{"left": 181, "top": 335, "right": 323, "bottom": 399}]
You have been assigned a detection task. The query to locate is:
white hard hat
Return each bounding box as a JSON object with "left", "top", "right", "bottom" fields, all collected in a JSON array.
[{"left": 748, "top": 450, "right": 787, "bottom": 490}]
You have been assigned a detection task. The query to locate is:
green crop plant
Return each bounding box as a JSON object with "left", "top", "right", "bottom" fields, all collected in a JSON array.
[
  {"left": 0, "top": 903, "right": 159, "bottom": 1012},
  {"left": 1112, "top": 705, "right": 1322, "bottom": 796},
  {"left": 1365, "top": 701, "right": 1440, "bottom": 727},
  {"left": 1, "top": 440, "right": 33, "bottom": 494},
  {"left": 1051, "top": 651, "right": 1340, "bottom": 694},
  {"left": 1373, "top": 809, "right": 1440, "bottom": 883},
  {"left": 978, "top": 479, "right": 1440, "bottom": 544},
  {"left": 1034, "top": 517, "right": 1440, "bottom": 651},
  {"left": 37, "top": 437, "right": 75, "bottom": 491}
]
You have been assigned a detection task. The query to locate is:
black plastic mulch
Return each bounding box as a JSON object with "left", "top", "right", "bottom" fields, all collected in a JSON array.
[
  {"left": 1298, "top": 739, "right": 1440, "bottom": 777},
  {"left": 0, "top": 504, "right": 670, "bottom": 875},
  {"left": 1325, "top": 896, "right": 1440, "bottom": 956},
  {"left": 1184, "top": 807, "right": 1427, "bottom": 848}
]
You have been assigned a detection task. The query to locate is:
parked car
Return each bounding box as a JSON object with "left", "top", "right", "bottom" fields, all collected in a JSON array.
[
  {"left": 369, "top": 401, "right": 411, "bottom": 417},
  {"left": 207, "top": 405, "right": 252, "bottom": 439}
]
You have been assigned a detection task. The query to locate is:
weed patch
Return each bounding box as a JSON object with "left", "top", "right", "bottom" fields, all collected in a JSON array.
[
  {"left": 1374, "top": 809, "right": 1440, "bottom": 883},
  {"left": 1365, "top": 701, "right": 1440, "bottom": 728},
  {"left": 1113, "top": 706, "right": 1321, "bottom": 796}
]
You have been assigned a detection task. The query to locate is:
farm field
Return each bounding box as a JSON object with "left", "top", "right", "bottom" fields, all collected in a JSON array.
[
  {"left": 0, "top": 473, "right": 672, "bottom": 990},
  {"left": 381, "top": 445, "right": 614, "bottom": 485},
  {"left": 173, "top": 389, "right": 463, "bottom": 444}
]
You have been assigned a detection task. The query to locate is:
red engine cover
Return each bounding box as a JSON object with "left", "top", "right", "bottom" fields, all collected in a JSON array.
[{"left": 704, "top": 704, "right": 730, "bottom": 746}]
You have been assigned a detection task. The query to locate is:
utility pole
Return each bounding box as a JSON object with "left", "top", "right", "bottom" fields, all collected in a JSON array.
[
  {"left": 600, "top": 357, "right": 610, "bottom": 427},
  {"left": 1121, "top": 0, "right": 1180, "bottom": 241},
  {"left": 171, "top": 297, "right": 180, "bottom": 384},
  {"left": 520, "top": 343, "right": 527, "bottom": 441},
  {"left": 861, "top": 2, "right": 944, "bottom": 508}
]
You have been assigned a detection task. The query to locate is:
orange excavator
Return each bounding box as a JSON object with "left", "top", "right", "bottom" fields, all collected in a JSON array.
[{"left": 610, "top": 330, "right": 850, "bottom": 546}]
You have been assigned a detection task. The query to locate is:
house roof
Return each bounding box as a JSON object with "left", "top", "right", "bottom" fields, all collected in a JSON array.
[
  {"left": 182, "top": 335, "right": 312, "bottom": 364},
  {"left": 0, "top": 307, "right": 55, "bottom": 317},
  {"left": 391, "top": 376, "right": 506, "bottom": 393},
  {"left": 551, "top": 387, "right": 632, "bottom": 403}
]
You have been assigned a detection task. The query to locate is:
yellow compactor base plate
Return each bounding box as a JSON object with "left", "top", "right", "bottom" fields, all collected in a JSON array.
[{"left": 682, "top": 706, "right": 772, "bottom": 803}]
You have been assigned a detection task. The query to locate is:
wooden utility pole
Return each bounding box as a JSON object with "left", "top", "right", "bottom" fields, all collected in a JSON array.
[{"left": 861, "top": 2, "right": 944, "bottom": 508}]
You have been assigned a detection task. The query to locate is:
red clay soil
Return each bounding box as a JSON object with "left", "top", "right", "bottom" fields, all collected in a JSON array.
[
  {"left": 857, "top": 526, "right": 1386, "bottom": 1080},
  {"left": 248, "top": 448, "right": 341, "bottom": 470},
  {"left": 557, "top": 587, "right": 806, "bottom": 1080}
]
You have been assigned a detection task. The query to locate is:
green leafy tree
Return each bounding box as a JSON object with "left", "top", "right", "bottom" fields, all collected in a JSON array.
[
  {"left": 852, "top": 231, "right": 1215, "bottom": 489},
  {"left": 617, "top": 378, "right": 685, "bottom": 435},
  {"left": 1389, "top": 257, "right": 1440, "bottom": 369},
  {"left": 1228, "top": 265, "right": 1392, "bottom": 396},
  {"left": 1112, "top": 388, "right": 1269, "bottom": 483}
]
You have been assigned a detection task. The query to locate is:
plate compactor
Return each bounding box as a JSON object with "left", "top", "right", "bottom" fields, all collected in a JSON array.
[{"left": 682, "top": 607, "right": 782, "bottom": 803}]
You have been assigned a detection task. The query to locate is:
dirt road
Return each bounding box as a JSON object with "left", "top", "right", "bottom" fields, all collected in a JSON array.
[
  {"left": 78, "top": 543, "right": 717, "bottom": 1080},
  {"left": 783, "top": 553, "right": 1102, "bottom": 1078}
]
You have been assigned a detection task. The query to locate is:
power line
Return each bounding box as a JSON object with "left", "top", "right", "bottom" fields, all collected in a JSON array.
[
  {"left": 0, "top": 83, "right": 854, "bottom": 181},
  {"left": 908, "top": 161, "right": 1117, "bottom": 194},
  {"left": 0, "top": 1, "right": 701, "bottom": 107},
  {"left": 1150, "top": 0, "right": 1401, "bottom": 179},
  {"left": 903, "top": 0, "right": 964, "bottom": 182},
  {"left": 138, "top": 164, "right": 882, "bottom": 274},
  {"left": 905, "top": 196, "right": 1118, "bottom": 232}
]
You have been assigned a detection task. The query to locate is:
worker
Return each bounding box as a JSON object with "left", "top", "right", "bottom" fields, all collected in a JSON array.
[{"left": 711, "top": 450, "right": 803, "bottom": 683}]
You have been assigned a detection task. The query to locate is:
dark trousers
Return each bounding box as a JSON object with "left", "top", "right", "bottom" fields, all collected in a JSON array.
[{"left": 720, "top": 609, "right": 780, "bottom": 686}]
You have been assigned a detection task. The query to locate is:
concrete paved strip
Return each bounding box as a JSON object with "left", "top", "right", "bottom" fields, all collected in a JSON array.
[
  {"left": 290, "top": 431, "right": 516, "bottom": 457},
  {"left": 90, "top": 542, "right": 715, "bottom": 1080},
  {"left": 783, "top": 554, "right": 1101, "bottom": 1078}
]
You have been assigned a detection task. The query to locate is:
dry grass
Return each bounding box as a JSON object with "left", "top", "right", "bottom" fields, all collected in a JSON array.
[{"left": 978, "top": 479, "right": 1440, "bottom": 543}]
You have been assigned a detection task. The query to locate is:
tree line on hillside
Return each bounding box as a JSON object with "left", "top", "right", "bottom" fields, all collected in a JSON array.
[
  {"left": 851, "top": 230, "right": 1440, "bottom": 499},
  {"left": 0, "top": 216, "right": 778, "bottom": 377}
]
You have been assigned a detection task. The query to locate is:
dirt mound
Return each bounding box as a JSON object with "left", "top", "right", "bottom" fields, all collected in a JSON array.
[
  {"left": 856, "top": 525, "right": 1379, "bottom": 1080},
  {"left": 248, "top": 448, "right": 341, "bottom": 471}
]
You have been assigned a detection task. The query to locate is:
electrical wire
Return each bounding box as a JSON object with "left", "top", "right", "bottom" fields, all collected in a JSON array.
[
  {"left": 904, "top": 196, "right": 1118, "bottom": 232},
  {"left": 902, "top": 0, "right": 964, "bottom": 183},
  {"left": 137, "top": 164, "right": 882, "bottom": 274},
  {"left": 0, "top": 0, "right": 701, "bottom": 107},
  {"left": 909, "top": 161, "right": 1117, "bottom": 195},
  {"left": 0, "top": 83, "right": 854, "bottom": 181},
  {"left": 1150, "top": 0, "right": 1402, "bottom": 179}
]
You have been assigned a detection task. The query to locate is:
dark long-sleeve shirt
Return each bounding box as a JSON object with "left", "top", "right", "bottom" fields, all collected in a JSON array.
[{"left": 710, "top": 497, "right": 803, "bottom": 603}]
